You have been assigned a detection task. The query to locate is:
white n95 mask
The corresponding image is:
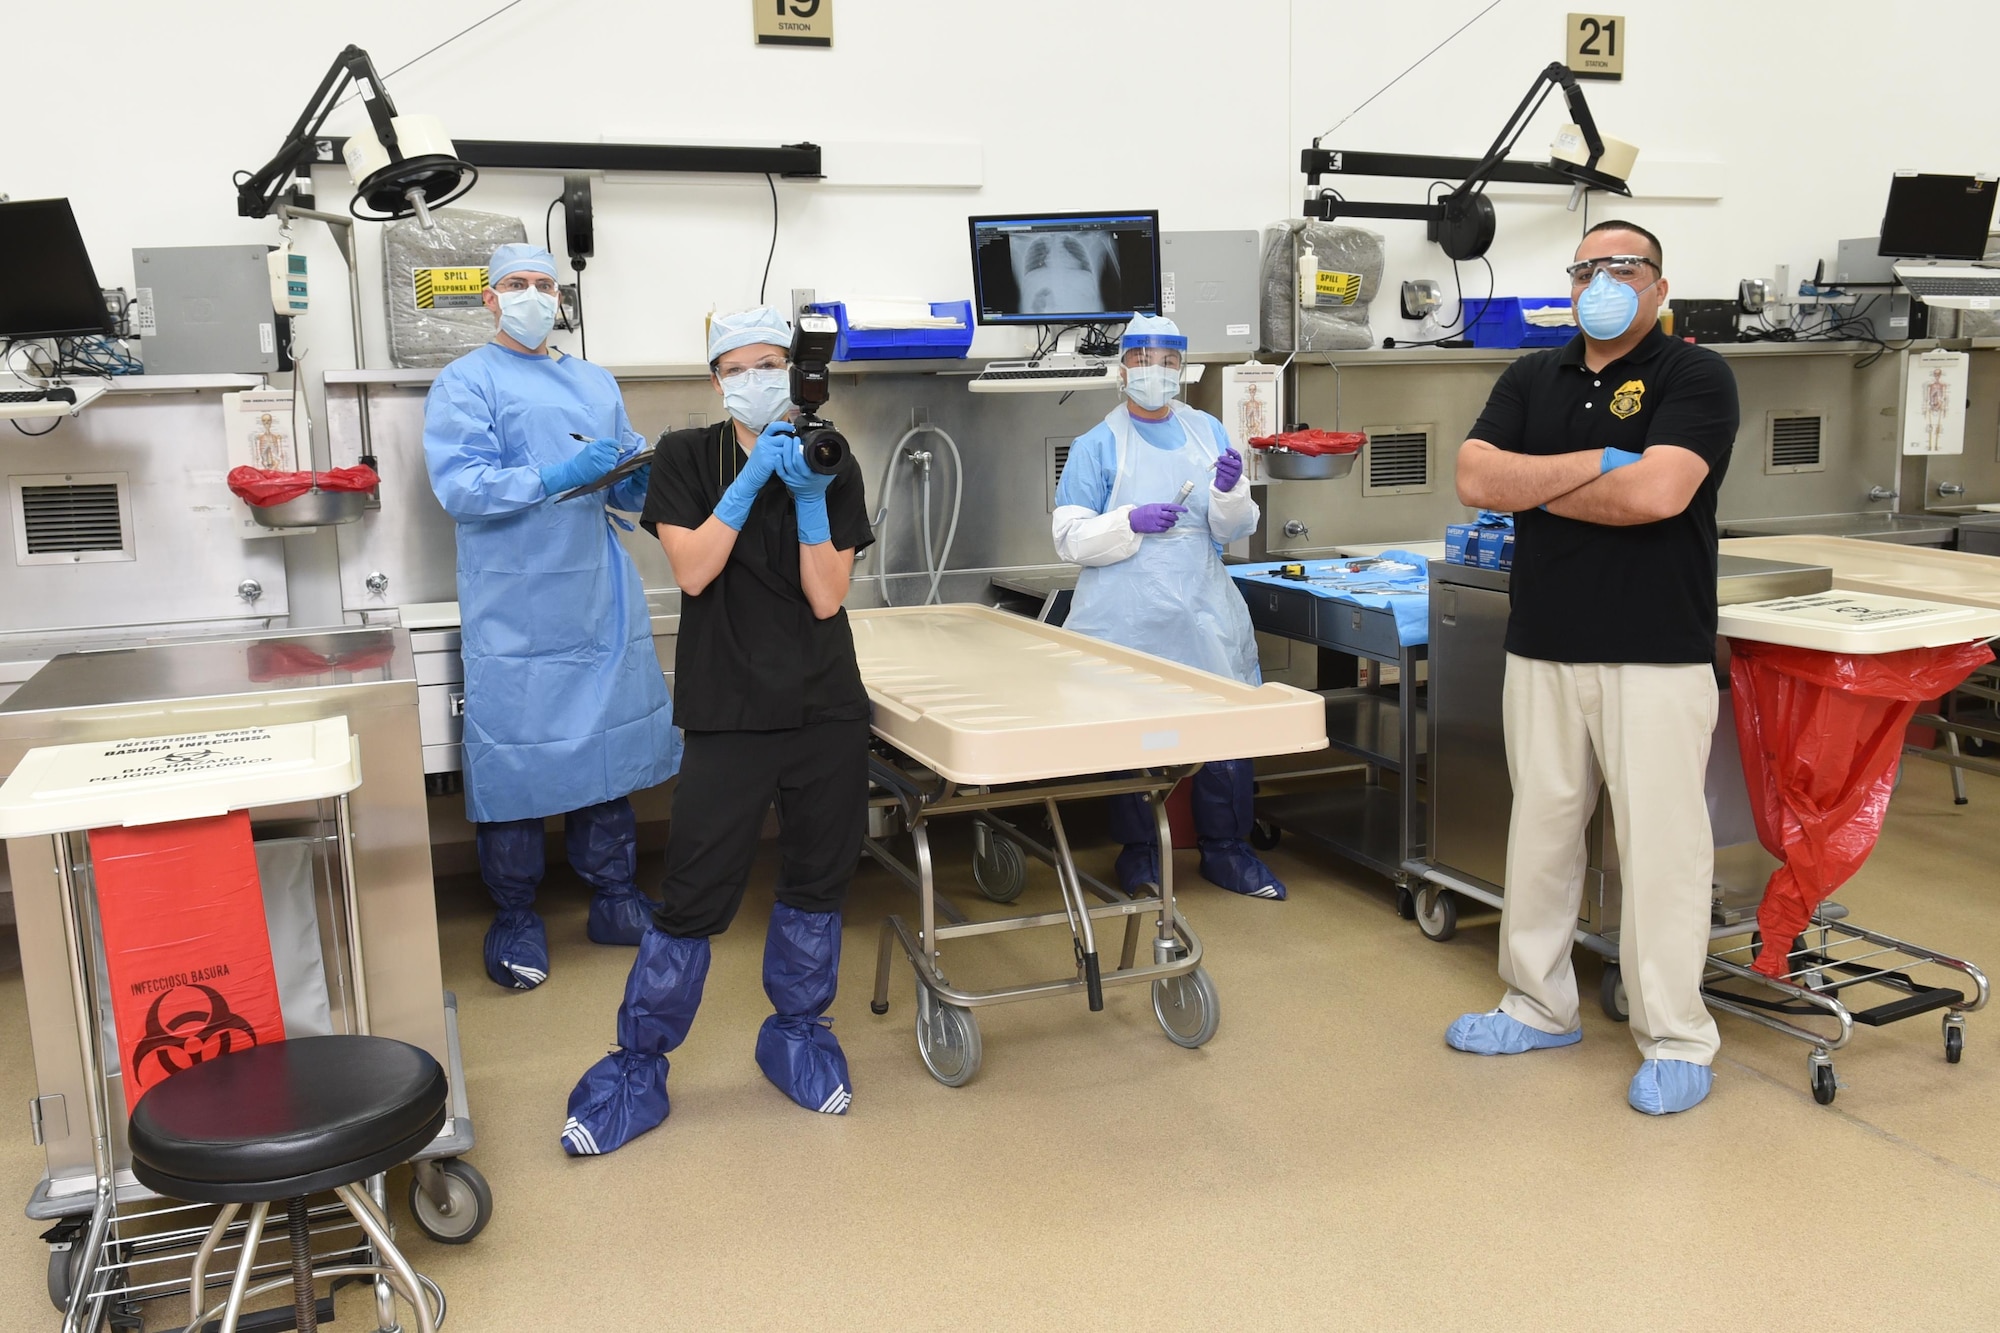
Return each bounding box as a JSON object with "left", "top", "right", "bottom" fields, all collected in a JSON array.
[
  {"left": 722, "top": 367, "right": 793, "bottom": 429},
  {"left": 497, "top": 288, "right": 559, "bottom": 348},
  {"left": 1124, "top": 364, "right": 1182, "bottom": 411}
]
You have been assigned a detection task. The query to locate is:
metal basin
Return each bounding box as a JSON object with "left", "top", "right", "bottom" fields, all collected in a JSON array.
[
  {"left": 249, "top": 488, "right": 372, "bottom": 528},
  {"left": 1719, "top": 512, "right": 1959, "bottom": 546},
  {"left": 1260, "top": 448, "right": 1358, "bottom": 481}
]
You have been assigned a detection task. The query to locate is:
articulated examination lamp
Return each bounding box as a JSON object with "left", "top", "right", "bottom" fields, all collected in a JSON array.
[
  {"left": 237, "top": 44, "right": 477, "bottom": 227},
  {"left": 1302, "top": 61, "right": 1638, "bottom": 261}
]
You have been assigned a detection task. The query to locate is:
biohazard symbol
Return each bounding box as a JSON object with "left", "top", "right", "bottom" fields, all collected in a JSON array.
[
  {"left": 1609, "top": 379, "right": 1646, "bottom": 419},
  {"left": 129, "top": 984, "right": 260, "bottom": 1092}
]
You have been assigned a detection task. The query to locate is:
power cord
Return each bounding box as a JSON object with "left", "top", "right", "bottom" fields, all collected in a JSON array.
[{"left": 758, "top": 173, "right": 778, "bottom": 305}]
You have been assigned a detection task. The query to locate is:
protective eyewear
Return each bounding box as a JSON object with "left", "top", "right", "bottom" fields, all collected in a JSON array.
[
  {"left": 1121, "top": 348, "right": 1184, "bottom": 369},
  {"left": 493, "top": 275, "right": 560, "bottom": 294},
  {"left": 715, "top": 356, "right": 787, "bottom": 381},
  {"left": 1564, "top": 256, "right": 1658, "bottom": 286}
]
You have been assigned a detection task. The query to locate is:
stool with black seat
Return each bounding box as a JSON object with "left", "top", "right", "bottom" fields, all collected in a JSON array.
[{"left": 127, "top": 1034, "right": 448, "bottom": 1333}]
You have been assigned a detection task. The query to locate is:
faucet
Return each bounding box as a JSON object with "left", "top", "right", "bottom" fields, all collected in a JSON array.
[
  {"left": 1937, "top": 480, "right": 1967, "bottom": 499},
  {"left": 1866, "top": 485, "right": 1898, "bottom": 503}
]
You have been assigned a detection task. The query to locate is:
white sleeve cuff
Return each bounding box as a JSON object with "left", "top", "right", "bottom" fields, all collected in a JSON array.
[
  {"left": 1053, "top": 504, "right": 1143, "bottom": 566},
  {"left": 1207, "top": 478, "right": 1258, "bottom": 544}
]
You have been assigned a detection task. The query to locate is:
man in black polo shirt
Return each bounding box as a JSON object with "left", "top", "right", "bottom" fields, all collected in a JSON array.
[
  {"left": 1443, "top": 221, "right": 1739, "bottom": 1117},
  {"left": 562, "top": 305, "right": 874, "bottom": 1155}
]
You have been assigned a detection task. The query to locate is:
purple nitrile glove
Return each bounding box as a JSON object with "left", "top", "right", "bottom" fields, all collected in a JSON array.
[
  {"left": 1214, "top": 448, "right": 1244, "bottom": 492},
  {"left": 1128, "top": 502, "right": 1189, "bottom": 534}
]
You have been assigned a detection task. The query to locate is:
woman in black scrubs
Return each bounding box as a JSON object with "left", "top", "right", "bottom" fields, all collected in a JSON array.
[{"left": 563, "top": 305, "right": 874, "bottom": 1155}]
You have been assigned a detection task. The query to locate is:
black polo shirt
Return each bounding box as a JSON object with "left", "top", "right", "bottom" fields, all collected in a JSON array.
[
  {"left": 1468, "top": 329, "right": 1739, "bottom": 664},
  {"left": 642, "top": 423, "right": 874, "bottom": 732}
]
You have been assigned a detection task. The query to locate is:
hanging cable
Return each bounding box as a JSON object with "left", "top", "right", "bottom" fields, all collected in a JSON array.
[
  {"left": 758, "top": 173, "right": 779, "bottom": 304},
  {"left": 1317, "top": 0, "right": 1508, "bottom": 140},
  {"left": 331, "top": 0, "right": 531, "bottom": 111}
]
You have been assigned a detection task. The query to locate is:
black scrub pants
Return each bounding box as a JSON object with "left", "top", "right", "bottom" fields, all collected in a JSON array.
[{"left": 653, "top": 718, "right": 871, "bottom": 937}]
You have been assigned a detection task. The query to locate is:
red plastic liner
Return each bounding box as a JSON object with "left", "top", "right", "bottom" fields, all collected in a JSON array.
[
  {"left": 227, "top": 465, "right": 380, "bottom": 507},
  {"left": 1729, "top": 637, "right": 1993, "bottom": 976},
  {"left": 1247, "top": 429, "right": 1367, "bottom": 457}
]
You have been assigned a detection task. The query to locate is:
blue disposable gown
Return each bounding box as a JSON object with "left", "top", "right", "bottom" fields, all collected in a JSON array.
[{"left": 424, "top": 343, "right": 682, "bottom": 823}]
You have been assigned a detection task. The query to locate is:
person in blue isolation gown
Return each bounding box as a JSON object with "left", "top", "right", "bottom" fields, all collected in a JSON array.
[
  {"left": 1052, "top": 314, "right": 1287, "bottom": 901},
  {"left": 422, "top": 243, "right": 681, "bottom": 991}
]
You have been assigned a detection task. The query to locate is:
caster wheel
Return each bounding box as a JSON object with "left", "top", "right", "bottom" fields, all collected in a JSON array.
[
  {"left": 1395, "top": 886, "right": 1417, "bottom": 921},
  {"left": 1600, "top": 964, "right": 1629, "bottom": 1023},
  {"left": 1945, "top": 1020, "right": 1965, "bottom": 1065},
  {"left": 1414, "top": 886, "right": 1457, "bottom": 942},
  {"left": 972, "top": 832, "right": 1027, "bottom": 904},
  {"left": 1249, "top": 819, "right": 1281, "bottom": 851},
  {"left": 1811, "top": 1061, "right": 1837, "bottom": 1106},
  {"left": 914, "top": 984, "right": 981, "bottom": 1087},
  {"left": 407, "top": 1158, "right": 493, "bottom": 1245},
  {"left": 1152, "top": 965, "right": 1221, "bottom": 1049},
  {"left": 46, "top": 1242, "right": 83, "bottom": 1313}
]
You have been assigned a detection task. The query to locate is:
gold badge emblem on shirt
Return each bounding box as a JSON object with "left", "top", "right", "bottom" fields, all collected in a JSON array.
[{"left": 1609, "top": 379, "right": 1645, "bottom": 419}]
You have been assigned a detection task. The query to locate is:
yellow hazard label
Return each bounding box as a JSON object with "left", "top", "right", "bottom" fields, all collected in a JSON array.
[
  {"left": 413, "top": 266, "right": 488, "bottom": 310},
  {"left": 1314, "top": 270, "right": 1362, "bottom": 306}
]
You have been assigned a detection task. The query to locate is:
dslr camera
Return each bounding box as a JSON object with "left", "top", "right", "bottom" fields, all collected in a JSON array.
[{"left": 788, "top": 313, "right": 848, "bottom": 476}]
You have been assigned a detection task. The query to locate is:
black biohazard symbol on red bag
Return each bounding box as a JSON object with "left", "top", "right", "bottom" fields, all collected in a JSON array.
[{"left": 129, "top": 984, "right": 260, "bottom": 1092}]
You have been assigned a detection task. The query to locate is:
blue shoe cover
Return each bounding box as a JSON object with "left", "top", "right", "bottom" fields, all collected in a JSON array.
[
  {"left": 561, "top": 929, "right": 709, "bottom": 1155},
  {"left": 562, "top": 1050, "right": 667, "bottom": 1156},
  {"left": 586, "top": 887, "right": 654, "bottom": 946},
  {"left": 1198, "top": 838, "right": 1287, "bottom": 901},
  {"left": 1445, "top": 1009, "right": 1582, "bottom": 1055},
  {"left": 755, "top": 904, "right": 852, "bottom": 1115},
  {"left": 1115, "top": 842, "right": 1161, "bottom": 896},
  {"left": 1628, "top": 1059, "right": 1713, "bottom": 1115},
  {"left": 483, "top": 909, "right": 549, "bottom": 990}
]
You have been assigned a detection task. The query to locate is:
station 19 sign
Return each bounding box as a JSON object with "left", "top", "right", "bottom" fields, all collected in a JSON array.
[{"left": 756, "top": 0, "right": 832, "bottom": 48}]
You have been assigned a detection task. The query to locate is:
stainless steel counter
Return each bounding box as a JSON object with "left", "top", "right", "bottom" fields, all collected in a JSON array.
[{"left": 1720, "top": 511, "right": 1960, "bottom": 547}]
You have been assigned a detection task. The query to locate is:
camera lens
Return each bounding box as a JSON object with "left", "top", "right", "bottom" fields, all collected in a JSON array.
[{"left": 800, "top": 424, "right": 847, "bottom": 475}]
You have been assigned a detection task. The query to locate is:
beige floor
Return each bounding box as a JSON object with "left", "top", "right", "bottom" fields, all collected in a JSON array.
[{"left": 2, "top": 762, "right": 1999, "bottom": 1331}]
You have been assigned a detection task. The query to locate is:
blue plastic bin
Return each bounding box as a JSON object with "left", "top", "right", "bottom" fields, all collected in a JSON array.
[
  {"left": 807, "top": 301, "right": 975, "bottom": 361},
  {"left": 1461, "top": 297, "right": 1574, "bottom": 349}
]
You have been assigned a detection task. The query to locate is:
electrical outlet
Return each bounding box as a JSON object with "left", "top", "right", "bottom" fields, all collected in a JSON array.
[{"left": 790, "top": 287, "right": 816, "bottom": 319}]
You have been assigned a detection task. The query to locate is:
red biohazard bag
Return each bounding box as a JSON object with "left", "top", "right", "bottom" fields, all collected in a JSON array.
[
  {"left": 1730, "top": 637, "right": 1993, "bottom": 977},
  {"left": 226, "top": 465, "right": 380, "bottom": 507},
  {"left": 89, "top": 810, "right": 285, "bottom": 1096}
]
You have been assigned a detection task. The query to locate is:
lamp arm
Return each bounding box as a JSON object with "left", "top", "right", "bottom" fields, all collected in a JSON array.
[
  {"left": 1456, "top": 60, "right": 1590, "bottom": 194},
  {"left": 1557, "top": 68, "right": 1608, "bottom": 167},
  {"left": 236, "top": 44, "right": 397, "bottom": 219}
]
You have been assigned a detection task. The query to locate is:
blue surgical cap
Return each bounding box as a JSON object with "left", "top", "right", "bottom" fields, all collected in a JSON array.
[
  {"left": 487, "top": 243, "right": 558, "bottom": 284},
  {"left": 1121, "top": 314, "right": 1187, "bottom": 352},
  {"left": 708, "top": 305, "right": 795, "bottom": 363}
]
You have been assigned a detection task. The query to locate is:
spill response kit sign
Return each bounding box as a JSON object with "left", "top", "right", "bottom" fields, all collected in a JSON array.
[{"left": 413, "top": 266, "right": 488, "bottom": 310}]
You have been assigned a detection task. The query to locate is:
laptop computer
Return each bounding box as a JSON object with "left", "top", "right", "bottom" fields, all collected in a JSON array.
[{"left": 1879, "top": 172, "right": 2000, "bottom": 307}]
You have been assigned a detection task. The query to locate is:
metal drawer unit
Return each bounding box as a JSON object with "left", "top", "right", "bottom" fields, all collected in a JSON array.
[{"left": 1232, "top": 571, "right": 1428, "bottom": 905}]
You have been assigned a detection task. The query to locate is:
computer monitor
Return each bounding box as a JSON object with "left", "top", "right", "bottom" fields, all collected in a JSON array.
[
  {"left": 0, "top": 199, "right": 112, "bottom": 340},
  {"left": 968, "top": 210, "right": 1161, "bottom": 324},
  {"left": 1877, "top": 173, "right": 1998, "bottom": 260}
]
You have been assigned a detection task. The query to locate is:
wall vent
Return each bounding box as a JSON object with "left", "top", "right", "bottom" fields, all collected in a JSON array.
[
  {"left": 11, "top": 473, "right": 135, "bottom": 565},
  {"left": 1046, "top": 437, "right": 1074, "bottom": 511},
  {"left": 1362, "top": 427, "right": 1434, "bottom": 496},
  {"left": 1765, "top": 412, "right": 1825, "bottom": 474}
]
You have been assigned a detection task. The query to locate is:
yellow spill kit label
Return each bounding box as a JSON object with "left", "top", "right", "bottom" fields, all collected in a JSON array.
[
  {"left": 1314, "top": 270, "right": 1362, "bottom": 306},
  {"left": 413, "top": 267, "right": 488, "bottom": 310}
]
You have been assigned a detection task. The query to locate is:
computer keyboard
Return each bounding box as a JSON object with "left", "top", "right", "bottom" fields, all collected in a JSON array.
[
  {"left": 1903, "top": 275, "right": 2000, "bottom": 297},
  {"left": 967, "top": 360, "right": 1120, "bottom": 394},
  {"left": 0, "top": 389, "right": 50, "bottom": 403}
]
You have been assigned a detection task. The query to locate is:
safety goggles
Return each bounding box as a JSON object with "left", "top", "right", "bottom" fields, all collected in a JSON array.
[
  {"left": 714, "top": 355, "right": 787, "bottom": 381},
  {"left": 1120, "top": 348, "right": 1184, "bottom": 370},
  {"left": 492, "top": 275, "right": 560, "bottom": 294},
  {"left": 1564, "top": 256, "right": 1658, "bottom": 286}
]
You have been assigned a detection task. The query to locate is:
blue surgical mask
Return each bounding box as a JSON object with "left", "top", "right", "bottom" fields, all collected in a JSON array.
[
  {"left": 722, "top": 367, "right": 792, "bottom": 429},
  {"left": 1124, "top": 364, "right": 1181, "bottom": 411},
  {"left": 497, "top": 287, "right": 558, "bottom": 349},
  {"left": 1574, "top": 269, "right": 1650, "bottom": 341}
]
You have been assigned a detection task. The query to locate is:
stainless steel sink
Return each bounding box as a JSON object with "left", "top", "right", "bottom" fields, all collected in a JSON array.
[{"left": 1719, "top": 512, "right": 1959, "bottom": 546}]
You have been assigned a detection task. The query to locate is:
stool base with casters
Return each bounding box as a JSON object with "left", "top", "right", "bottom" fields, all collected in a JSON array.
[{"left": 128, "top": 1034, "right": 450, "bottom": 1333}]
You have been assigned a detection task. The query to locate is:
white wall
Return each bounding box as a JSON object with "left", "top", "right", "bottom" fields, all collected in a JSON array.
[{"left": 7, "top": 0, "right": 1999, "bottom": 369}]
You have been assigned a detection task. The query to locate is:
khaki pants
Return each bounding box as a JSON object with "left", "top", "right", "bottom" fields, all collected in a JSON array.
[{"left": 1495, "top": 655, "right": 1722, "bottom": 1064}]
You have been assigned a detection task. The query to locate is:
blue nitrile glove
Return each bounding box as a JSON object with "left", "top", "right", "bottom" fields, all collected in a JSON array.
[
  {"left": 714, "top": 422, "right": 797, "bottom": 530},
  {"left": 1128, "top": 502, "right": 1189, "bottom": 534},
  {"left": 1601, "top": 446, "right": 1645, "bottom": 474},
  {"left": 1213, "top": 447, "right": 1244, "bottom": 492},
  {"left": 774, "top": 438, "right": 836, "bottom": 545},
  {"left": 539, "top": 437, "right": 621, "bottom": 497}
]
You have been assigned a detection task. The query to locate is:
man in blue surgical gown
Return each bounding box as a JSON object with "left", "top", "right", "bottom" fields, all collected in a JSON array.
[{"left": 424, "top": 243, "right": 681, "bottom": 990}]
